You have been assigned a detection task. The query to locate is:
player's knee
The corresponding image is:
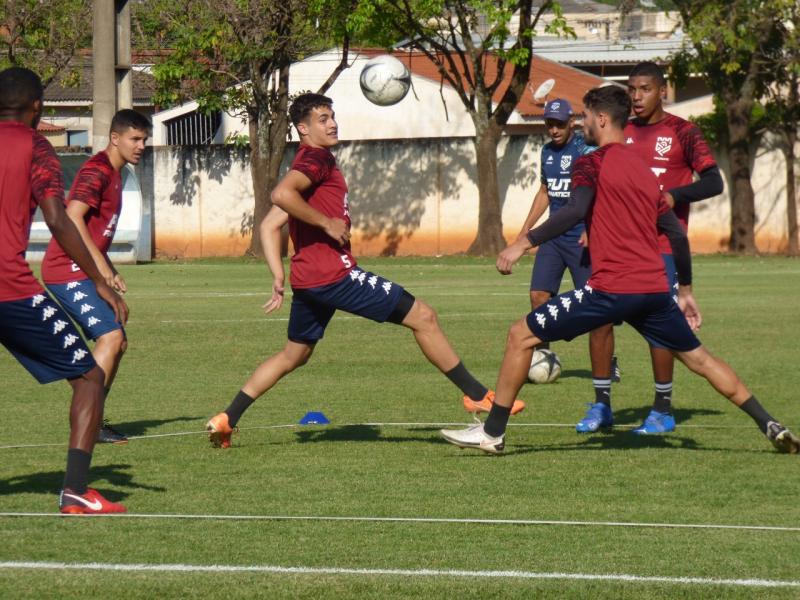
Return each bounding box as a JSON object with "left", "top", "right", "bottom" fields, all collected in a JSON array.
[
  {"left": 283, "top": 342, "right": 315, "bottom": 370},
  {"left": 99, "top": 329, "right": 126, "bottom": 356},
  {"left": 507, "top": 319, "right": 535, "bottom": 351},
  {"left": 530, "top": 291, "right": 551, "bottom": 309},
  {"left": 414, "top": 300, "right": 440, "bottom": 330}
]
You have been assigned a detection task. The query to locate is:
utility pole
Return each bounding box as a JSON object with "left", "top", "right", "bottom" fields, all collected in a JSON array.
[{"left": 92, "top": 0, "right": 131, "bottom": 150}]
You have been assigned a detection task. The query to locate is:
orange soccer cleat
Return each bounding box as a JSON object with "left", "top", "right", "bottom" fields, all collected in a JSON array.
[
  {"left": 206, "top": 412, "right": 237, "bottom": 449},
  {"left": 463, "top": 390, "right": 526, "bottom": 416},
  {"left": 59, "top": 488, "right": 127, "bottom": 514}
]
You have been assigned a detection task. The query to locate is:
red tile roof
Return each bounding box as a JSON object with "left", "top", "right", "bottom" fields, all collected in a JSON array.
[
  {"left": 36, "top": 121, "right": 66, "bottom": 133},
  {"left": 358, "top": 48, "right": 606, "bottom": 118}
]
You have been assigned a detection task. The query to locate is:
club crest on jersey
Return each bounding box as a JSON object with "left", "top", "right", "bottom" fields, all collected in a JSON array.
[
  {"left": 655, "top": 137, "right": 673, "bottom": 156},
  {"left": 560, "top": 155, "right": 572, "bottom": 170}
]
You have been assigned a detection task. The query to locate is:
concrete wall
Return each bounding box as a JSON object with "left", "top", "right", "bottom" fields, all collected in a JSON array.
[{"left": 146, "top": 134, "right": 800, "bottom": 259}]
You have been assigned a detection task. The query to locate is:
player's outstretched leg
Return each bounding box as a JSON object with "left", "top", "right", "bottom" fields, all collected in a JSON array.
[
  {"left": 441, "top": 317, "right": 537, "bottom": 453},
  {"left": 676, "top": 346, "right": 799, "bottom": 453},
  {"left": 578, "top": 324, "right": 615, "bottom": 433},
  {"left": 59, "top": 365, "right": 126, "bottom": 514},
  {"left": 400, "top": 298, "right": 525, "bottom": 415},
  {"left": 207, "top": 340, "right": 315, "bottom": 448},
  {"left": 93, "top": 329, "right": 129, "bottom": 444}
]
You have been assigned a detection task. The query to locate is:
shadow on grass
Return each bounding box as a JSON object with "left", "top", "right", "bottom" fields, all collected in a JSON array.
[
  {"left": 107, "top": 415, "right": 202, "bottom": 437},
  {"left": 0, "top": 463, "right": 166, "bottom": 499},
  {"left": 294, "top": 425, "right": 451, "bottom": 445},
  {"left": 610, "top": 406, "right": 724, "bottom": 427},
  {"left": 556, "top": 368, "right": 593, "bottom": 380}
]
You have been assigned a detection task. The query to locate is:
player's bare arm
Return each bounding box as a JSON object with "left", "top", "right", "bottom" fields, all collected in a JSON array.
[
  {"left": 260, "top": 204, "right": 289, "bottom": 314},
  {"left": 40, "top": 195, "right": 128, "bottom": 325},
  {"left": 65, "top": 200, "right": 116, "bottom": 288},
  {"left": 516, "top": 183, "right": 550, "bottom": 241},
  {"left": 271, "top": 169, "right": 349, "bottom": 246}
]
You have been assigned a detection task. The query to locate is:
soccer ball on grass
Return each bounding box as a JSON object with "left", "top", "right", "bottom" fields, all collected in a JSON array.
[{"left": 528, "top": 349, "right": 561, "bottom": 384}]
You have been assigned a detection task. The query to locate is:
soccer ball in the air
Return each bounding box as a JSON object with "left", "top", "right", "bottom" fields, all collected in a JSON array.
[
  {"left": 359, "top": 55, "right": 412, "bottom": 106},
  {"left": 528, "top": 349, "right": 562, "bottom": 384}
]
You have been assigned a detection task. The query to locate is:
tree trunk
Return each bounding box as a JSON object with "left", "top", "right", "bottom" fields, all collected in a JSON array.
[
  {"left": 725, "top": 98, "right": 757, "bottom": 253},
  {"left": 785, "top": 126, "right": 798, "bottom": 255},
  {"left": 467, "top": 121, "right": 506, "bottom": 255},
  {"left": 247, "top": 65, "right": 290, "bottom": 257}
]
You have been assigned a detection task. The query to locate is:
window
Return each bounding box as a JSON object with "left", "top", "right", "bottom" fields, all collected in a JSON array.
[{"left": 67, "top": 130, "right": 89, "bottom": 146}]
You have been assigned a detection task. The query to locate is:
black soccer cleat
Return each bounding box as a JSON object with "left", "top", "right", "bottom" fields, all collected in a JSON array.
[
  {"left": 97, "top": 420, "right": 129, "bottom": 444},
  {"left": 766, "top": 421, "right": 800, "bottom": 454},
  {"left": 611, "top": 355, "right": 621, "bottom": 383}
]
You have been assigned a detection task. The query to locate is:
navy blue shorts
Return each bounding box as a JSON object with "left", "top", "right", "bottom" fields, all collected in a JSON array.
[
  {"left": 662, "top": 253, "right": 678, "bottom": 302},
  {"left": 531, "top": 237, "right": 591, "bottom": 294},
  {"left": 288, "top": 268, "right": 405, "bottom": 343},
  {"left": 0, "top": 292, "right": 96, "bottom": 383},
  {"left": 526, "top": 285, "right": 700, "bottom": 352},
  {"left": 47, "top": 279, "right": 125, "bottom": 341}
]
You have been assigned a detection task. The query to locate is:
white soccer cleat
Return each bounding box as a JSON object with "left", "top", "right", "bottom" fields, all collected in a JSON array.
[{"left": 440, "top": 423, "right": 505, "bottom": 455}]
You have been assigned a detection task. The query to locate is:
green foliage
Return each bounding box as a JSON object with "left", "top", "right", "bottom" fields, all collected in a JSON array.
[{"left": 0, "top": 0, "right": 91, "bottom": 87}]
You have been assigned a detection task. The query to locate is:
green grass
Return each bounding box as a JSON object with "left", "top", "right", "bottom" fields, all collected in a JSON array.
[{"left": 1, "top": 255, "right": 799, "bottom": 598}]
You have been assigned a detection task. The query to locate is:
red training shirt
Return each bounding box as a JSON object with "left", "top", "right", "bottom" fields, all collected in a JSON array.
[
  {"left": 0, "top": 122, "right": 63, "bottom": 301},
  {"left": 624, "top": 113, "right": 717, "bottom": 254},
  {"left": 572, "top": 143, "right": 671, "bottom": 294},
  {"left": 42, "top": 151, "right": 122, "bottom": 284},
  {"left": 288, "top": 145, "right": 355, "bottom": 289}
]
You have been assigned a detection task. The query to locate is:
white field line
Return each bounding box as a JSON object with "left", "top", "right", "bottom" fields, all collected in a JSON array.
[
  {"left": 0, "top": 511, "right": 798, "bottom": 533},
  {"left": 0, "top": 561, "right": 797, "bottom": 588},
  {"left": 0, "top": 420, "right": 756, "bottom": 450}
]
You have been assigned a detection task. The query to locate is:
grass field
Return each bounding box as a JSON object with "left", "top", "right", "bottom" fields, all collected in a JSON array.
[{"left": 1, "top": 255, "right": 799, "bottom": 598}]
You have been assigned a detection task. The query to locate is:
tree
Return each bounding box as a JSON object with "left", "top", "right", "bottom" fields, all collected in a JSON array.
[
  {"left": 151, "top": 0, "right": 360, "bottom": 256},
  {"left": 354, "top": 0, "right": 569, "bottom": 255},
  {"left": 761, "top": 1, "right": 800, "bottom": 255},
  {"left": 0, "top": 0, "right": 91, "bottom": 86},
  {"left": 672, "top": 0, "right": 785, "bottom": 253}
]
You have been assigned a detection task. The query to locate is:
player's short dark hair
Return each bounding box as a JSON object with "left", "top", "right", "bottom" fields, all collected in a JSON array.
[
  {"left": 0, "top": 67, "right": 44, "bottom": 111},
  {"left": 583, "top": 85, "right": 631, "bottom": 128},
  {"left": 629, "top": 61, "right": 666, "bottom": 86},
  {"left": 110, "top": 109, "right": 152, "bottom": 134},
  {"left": 289, "top": 93, "right": 333, "bottom": 126}
]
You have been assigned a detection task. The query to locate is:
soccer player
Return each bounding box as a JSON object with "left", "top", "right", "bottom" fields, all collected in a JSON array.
[
  {"left": 42, "top": 109, "right": 150, "bottom": 445},
  {"left": 205, "top": 93, "right": 523, "bottom": 447},
  {"left": 0, "top": 67, "right": 130, "bottom": 512},
  {"left": 440, "top": 84, "right": 799, "bottom": 455},
  {"left": 581, "top": 61, "right": 725, "bottom": 435}
]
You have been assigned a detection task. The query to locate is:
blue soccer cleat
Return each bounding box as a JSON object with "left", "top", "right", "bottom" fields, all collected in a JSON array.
[
  {"left": 576, "top": 402, "right": 613, "bottom": 433},
  {"left": 632, "top": 409, "right": 676, "bottom": 435}
]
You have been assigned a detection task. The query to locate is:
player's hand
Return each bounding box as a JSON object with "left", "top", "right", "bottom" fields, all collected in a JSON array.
[
  {"left": 262, "top": 281, "right": 285, "bottom": 314},
  {"left": 112, "top": 273, "right": 127, "bottom": 294},
  {"left": 96, "top": 281, "right": 129, "bottom": 325},
  {"left": 677, "top": 285, "right": 702, "bottom": 331},
  {"left": 578, "top": 230, "right": 589, "bottom": 247},
  {"left": 496, "top": 238, "right": 530, "bottom": 275},
  {"left": 324, "top": 218, "right": 350, "bottom": 246},
  {"left": 662, "top": 191, "right": 675, "bottom": 209}
]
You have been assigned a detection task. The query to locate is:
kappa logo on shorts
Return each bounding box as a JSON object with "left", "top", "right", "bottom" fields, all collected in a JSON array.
[
  {"left": 32, "top": 294, "right": 46, "bottom": 307},
  {"left": 53, "top": 319, "right": 69, "bottom": 334},
  {"left": 535, "top": 313, "right": 547, "bottom": 329},
  {"left": 382, "top": 281, "right": 392, "bottom": 295},
  {"left": 71, "top": 349, "right": 89, "bottom": 364},
  {"left": 349, "top": 269, "right": 363, "bottom": 282},
  {"left": 66, "top": 281, "right": 81, "bottom": 290},
  {"left": 63, "top": 334, "right": 79, "bottom": 348},
  {"left": 560, "top": 297, "right": 572, "bottom": 312},
  {"left": 80, "top": 303, "right": 94, "bottom": 315},
  {"left": 368, "top": 275, "right": 378, "bottom": 289},
  {"left": 42, "top": 306, "right": 57, "bottom": 321},
  {"left": 547, "top": 304, "right": 559, "bottom": 321},
  {"left": 72, "top": 291, "right": 88, "bottom": 302},
  {"left": 87, "top": 316, "right": 102, "bottom": 327}
]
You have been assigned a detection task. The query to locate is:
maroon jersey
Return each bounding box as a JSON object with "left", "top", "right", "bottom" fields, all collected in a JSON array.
[
  {"left": 572, "top": 143, "right": 671, "bottom": 294},
  {"left": 0, "top": 122, "right": 63, "bottom": 301},
  {"left": 42, "top": 151, "right": 122, "bottom": 284},
  {"left": 288, "top": 145, "right": 355, "bottom": 289},
  {"left": 624, "top": 113, "right": 717, "bottom": 254}
]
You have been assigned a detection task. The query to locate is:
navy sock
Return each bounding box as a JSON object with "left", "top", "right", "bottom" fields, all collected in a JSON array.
[
  {"left": 225, "top": 390, "right": 255, "bottom": 427},
  {"left": 484, "top": 403, "right": 511, "bottom": 438},
  {"left": 63, "top": 448, "right": 92, "bottom": 495},
  {"left": 593, "top": 378, "right": 611, "bottom": 407},
  {"left": 739, "top": 396, "right": 774, "bottom": 434},
  {"left": 445, "top": 362, "right": 489, "bottom": 402},
  {"left": 653, "top": 381, "right": 673, "bottom": 414}
]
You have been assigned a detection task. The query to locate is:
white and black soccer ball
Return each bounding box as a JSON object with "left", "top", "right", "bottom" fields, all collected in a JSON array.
[
  {"left": 359, "top": 55, "right": 411, "bottom": 106},
  {"left": 528, "top": 349, "right": 562, "bottom": 384}
]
